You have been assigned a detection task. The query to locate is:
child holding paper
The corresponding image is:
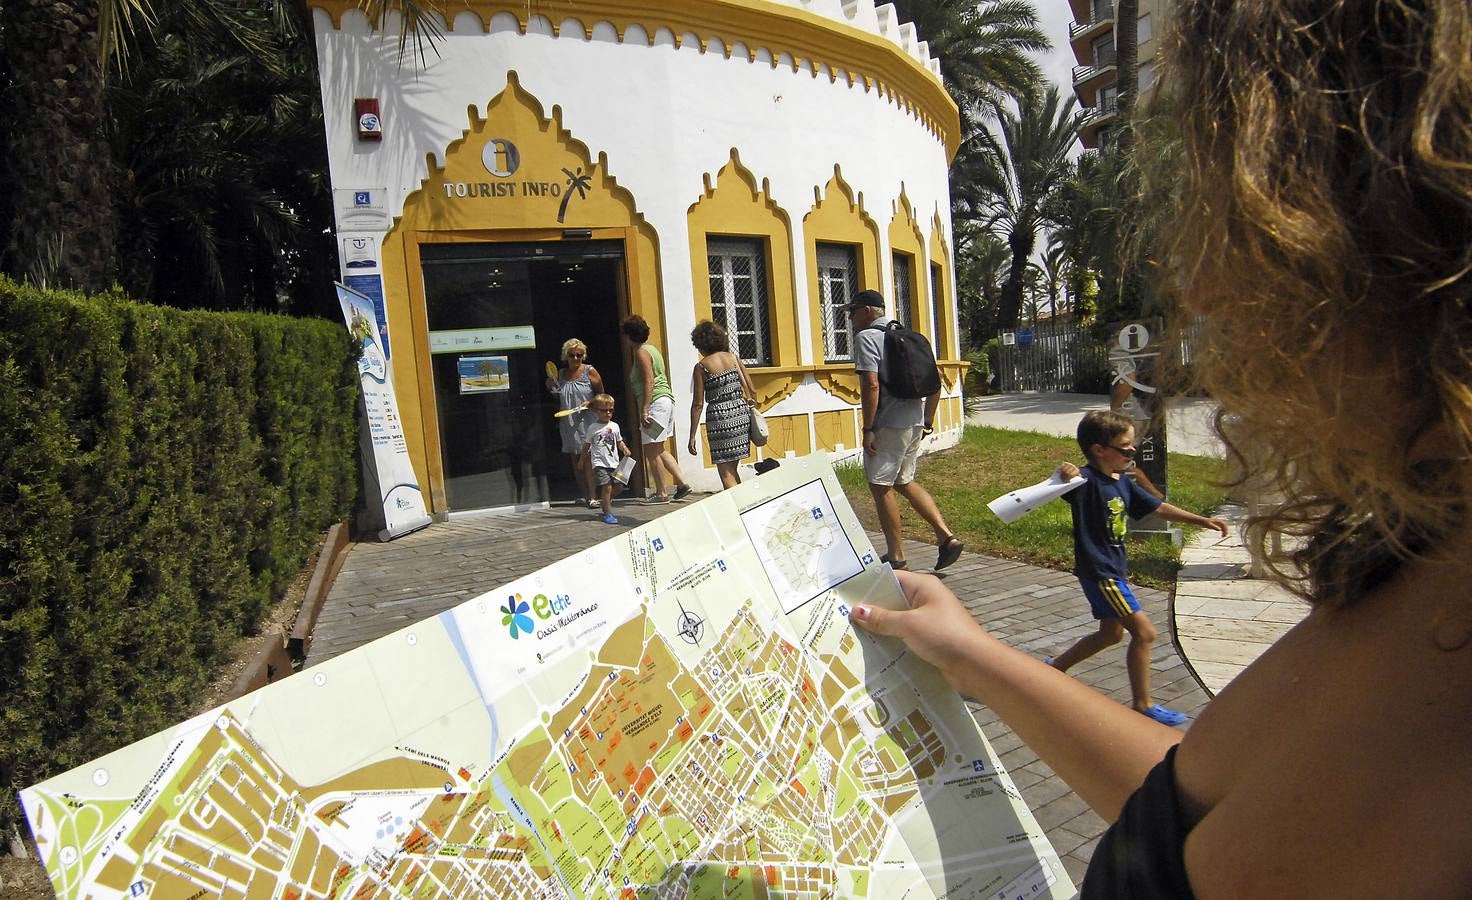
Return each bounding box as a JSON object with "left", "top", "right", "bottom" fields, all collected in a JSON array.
[
  {"left": 1049, "top": 411, "right": 1227, "bottom": 726},
  {"left": 585, "top": 394, "right": 632, "bottom": 525}
]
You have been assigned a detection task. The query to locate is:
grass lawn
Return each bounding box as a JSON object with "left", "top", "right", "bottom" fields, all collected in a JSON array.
[{"left": 836, "top": 425, "right": 1231, "bottom": 590}]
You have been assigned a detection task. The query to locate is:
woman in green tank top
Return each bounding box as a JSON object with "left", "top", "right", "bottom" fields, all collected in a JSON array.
[{"left": 621, "top": 315, "right": 690, "bottom": 503}]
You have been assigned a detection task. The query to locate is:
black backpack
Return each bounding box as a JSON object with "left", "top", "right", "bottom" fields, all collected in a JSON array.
[{"left": 865, "top": 321, "right": 941, "bottom": 399}]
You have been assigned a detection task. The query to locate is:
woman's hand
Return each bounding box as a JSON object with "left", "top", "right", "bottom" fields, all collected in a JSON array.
[
  {"left": 546, "top": 377, "right": 559, "bottom": 393},
  {"left": 850, "top": 570, "right": 988, "bottom": 691}
]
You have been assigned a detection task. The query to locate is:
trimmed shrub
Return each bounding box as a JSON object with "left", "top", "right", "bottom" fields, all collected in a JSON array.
[{"left": 0, "top": 278, "right": 357, "bottom": 832}]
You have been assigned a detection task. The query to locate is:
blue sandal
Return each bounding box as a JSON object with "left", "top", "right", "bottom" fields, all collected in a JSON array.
[{"left": 1143, "top": 704, "right": 1189, "bottom": 726}]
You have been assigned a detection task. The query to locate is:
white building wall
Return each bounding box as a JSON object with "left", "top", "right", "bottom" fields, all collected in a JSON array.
[{"left": 313, "top": 4, "right": 960, "bottom": 493}]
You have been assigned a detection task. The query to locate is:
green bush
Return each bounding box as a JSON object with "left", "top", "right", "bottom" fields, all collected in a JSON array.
[{"left": 0, "top": 277, "right": 357, "bottom": 832}]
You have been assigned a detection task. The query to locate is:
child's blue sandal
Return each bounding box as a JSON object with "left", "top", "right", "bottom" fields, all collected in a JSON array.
[{"left": 1143, "top": 704, "right": 1188, "bottom": 726}]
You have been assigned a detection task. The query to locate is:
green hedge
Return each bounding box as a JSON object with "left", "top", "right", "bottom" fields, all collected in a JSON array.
[{"left": 0, "top": 278, "right": 357, "bottom": 832}]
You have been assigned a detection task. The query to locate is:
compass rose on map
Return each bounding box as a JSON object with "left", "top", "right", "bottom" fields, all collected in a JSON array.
[{"left": 675, "top": 609, "right": 705, "bottom": 645}]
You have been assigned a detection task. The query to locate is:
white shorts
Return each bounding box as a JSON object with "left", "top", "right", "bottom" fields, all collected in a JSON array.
[
  {"left": 641, "top": 395, "right": 676, "bottom": 444},
  {"left": 864, "top": 425, "right": 926, "bottom": 486}
]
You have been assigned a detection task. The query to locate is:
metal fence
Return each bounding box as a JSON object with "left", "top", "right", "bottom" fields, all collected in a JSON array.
[{"left": 992, "top": 319, "right": 1204, "bottom": 393}]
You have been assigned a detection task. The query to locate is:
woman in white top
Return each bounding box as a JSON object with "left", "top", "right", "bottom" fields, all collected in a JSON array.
[{"left": 546, "top": 338, "right": 603, "bottom": 507}]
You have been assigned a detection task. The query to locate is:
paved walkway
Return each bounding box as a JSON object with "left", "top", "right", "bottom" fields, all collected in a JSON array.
[
  {"left": 1175, "top": 504, "right": 1310, "bottom": 695},
  {"left": 967, "top": 391, "right": 1225, "bottom": 459}
]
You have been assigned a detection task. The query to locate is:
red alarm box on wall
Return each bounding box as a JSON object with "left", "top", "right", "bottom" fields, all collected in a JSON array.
[{"left": 355, "top": 98, "right": 383, "bottom": 141}]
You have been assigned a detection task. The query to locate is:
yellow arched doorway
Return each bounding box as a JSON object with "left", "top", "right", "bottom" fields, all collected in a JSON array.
[{"left": 381, "top": 73, "right": 665, "bottom": 513}]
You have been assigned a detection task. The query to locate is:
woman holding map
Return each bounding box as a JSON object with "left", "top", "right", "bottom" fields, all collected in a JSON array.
[
  {"left": 546, "top": 337, "right": 603, "bottom": 507},
  {"left": 852, "top": 1, "right": 1472, "bottom": 894}
]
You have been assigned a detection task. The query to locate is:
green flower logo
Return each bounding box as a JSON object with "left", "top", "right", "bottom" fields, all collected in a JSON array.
[{"left": 500, "top": 594, "right": 535, "bottom": 639}]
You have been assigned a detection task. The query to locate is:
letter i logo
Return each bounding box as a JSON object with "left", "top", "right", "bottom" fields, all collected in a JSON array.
[{"left": 483, "top": 138, "right": 521, "bottom": 178}]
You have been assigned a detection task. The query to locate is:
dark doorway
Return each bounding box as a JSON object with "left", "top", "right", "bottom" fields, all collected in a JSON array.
[{"left": 421, "top": 240, "right": 627, "bottom": 511}]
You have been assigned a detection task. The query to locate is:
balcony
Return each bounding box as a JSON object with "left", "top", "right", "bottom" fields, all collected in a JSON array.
[
  {"left": 1077, "top": 98, "right": 1119, "bottom": 149},
  {"left": 1069, "top": 4, "right": 1115, "bottom": 49},
  {"left": 1071, "top": 52, "right": 1117, "bottom": 103}
]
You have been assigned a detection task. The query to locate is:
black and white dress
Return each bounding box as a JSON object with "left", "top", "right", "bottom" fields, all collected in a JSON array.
[{"left": 702, "top": 366, "right": 751, "bottom": 463}]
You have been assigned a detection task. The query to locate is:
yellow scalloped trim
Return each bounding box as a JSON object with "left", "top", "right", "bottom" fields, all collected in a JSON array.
[{"left": 310, "top": 0, "right": 959, "bottom": 156}]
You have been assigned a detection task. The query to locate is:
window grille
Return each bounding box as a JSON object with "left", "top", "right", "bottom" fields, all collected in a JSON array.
[
  {"left": 892, "top": 252, "right": 913, "bottom": 329},
  {"left": 707, "top": 237, "right": 772, "bottom": 365},
  {"left": 816, "top": 242, "right": 858, "bottom": 361}
]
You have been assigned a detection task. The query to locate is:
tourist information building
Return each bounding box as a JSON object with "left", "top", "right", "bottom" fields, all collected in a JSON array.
[{"left": 310, "top": 0, "right": 965, "bottom": 512}]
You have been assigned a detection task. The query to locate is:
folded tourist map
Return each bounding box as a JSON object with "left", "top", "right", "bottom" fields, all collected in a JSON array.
[{"left": 21, "top": 454, "right": 1073, "bottom": 899}]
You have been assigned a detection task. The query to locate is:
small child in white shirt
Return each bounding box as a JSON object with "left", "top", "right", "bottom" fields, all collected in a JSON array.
[{"left": 584, "top": 394, "right": 631, "bottom": 524}]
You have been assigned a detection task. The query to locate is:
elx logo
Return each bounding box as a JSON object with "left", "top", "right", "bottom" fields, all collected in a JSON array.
[
  {"left": 499, "top": 591, "right": 577, "bottom": 639},
  {"left": 500, "top": 594, "right": 534, "bottom": 639}
]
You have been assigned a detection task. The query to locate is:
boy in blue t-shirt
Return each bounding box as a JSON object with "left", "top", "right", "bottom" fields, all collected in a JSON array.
[{"left": 1049, "top": 410, "right": 1228, "bottom": 726}]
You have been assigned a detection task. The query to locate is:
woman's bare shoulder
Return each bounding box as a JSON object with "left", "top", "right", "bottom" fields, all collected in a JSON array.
[{"left": 1176, "top": 570, "right": 1472, "bottom": 894}]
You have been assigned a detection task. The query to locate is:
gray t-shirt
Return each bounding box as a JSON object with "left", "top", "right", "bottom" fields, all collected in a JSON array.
[{"left": 853, "top": 317, "right": 924, "bottom": 429}]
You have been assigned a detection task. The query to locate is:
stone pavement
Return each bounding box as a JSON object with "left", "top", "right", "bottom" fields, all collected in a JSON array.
[
  {"left": 967, "top": 391, "right": 1225, "bottom": 459},
  {"left": 307, "top": 498, "right": 1212, "bottom": 890},
  {"left": 1174, "top": 504, "right": 1311, "bottom": 695}
]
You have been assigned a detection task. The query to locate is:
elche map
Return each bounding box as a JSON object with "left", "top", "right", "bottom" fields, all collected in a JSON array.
[{"left": 22, "top": 454, "right": 1073, "bottom": 899}]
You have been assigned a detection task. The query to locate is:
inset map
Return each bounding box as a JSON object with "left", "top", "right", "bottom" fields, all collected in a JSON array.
[{"left": 740, "top": 478, "right": 865, "bottom": 613}]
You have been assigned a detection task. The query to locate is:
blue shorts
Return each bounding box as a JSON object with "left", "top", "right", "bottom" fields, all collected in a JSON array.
[{"left": 1080, "top": 577, "right": 1142, "bottom": 620}]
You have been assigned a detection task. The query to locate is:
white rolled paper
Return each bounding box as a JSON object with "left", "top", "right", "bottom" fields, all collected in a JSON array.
[{"left": 987, "top": 473, "right": 1086, "bottom": 524}]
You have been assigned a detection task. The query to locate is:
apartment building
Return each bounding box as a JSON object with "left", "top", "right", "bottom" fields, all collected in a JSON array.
[{"left": 1068, "top": 0, "right": 1174, "bottom": 149}]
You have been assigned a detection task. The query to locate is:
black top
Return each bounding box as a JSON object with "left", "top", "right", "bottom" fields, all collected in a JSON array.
[
  {"left": 1062, "top": 465, "right": 1162, "bottom": 580},
  {"left": 1081, "top": 745, "right": 1197, "bottom": 898}
]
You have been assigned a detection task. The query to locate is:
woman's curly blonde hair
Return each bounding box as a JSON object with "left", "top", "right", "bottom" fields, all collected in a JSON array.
[{"left": 1163, "top": 0, "right": 1472, "bottom": 606}]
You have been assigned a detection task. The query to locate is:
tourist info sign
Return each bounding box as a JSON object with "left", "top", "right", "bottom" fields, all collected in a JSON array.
[{"left": 21, "top": 455, "right": 1073, "bottom": 899}]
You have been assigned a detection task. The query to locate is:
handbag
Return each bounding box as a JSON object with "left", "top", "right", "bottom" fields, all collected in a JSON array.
[{"left": 747, "top": 402, "right": 769, "bottom": 447}]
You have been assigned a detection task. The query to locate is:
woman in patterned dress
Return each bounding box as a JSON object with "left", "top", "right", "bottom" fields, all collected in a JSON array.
[
  {"left": 546, "top": 338, "right": 603, "bottom": 506},
  {"left": 687, "top": 321, "right": 756, "bottom": 490}
]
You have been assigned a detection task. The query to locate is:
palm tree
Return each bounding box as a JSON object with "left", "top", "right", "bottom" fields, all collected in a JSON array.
[
  {"left": 0, "top": 0, "right": 444, "bottom": 296},
  {"left": 954, "top": 223, "right": 1010, "bottom": 350},
  {"left": 892, "top": 0, "right": 1049, "bottom": 129},
  {"left": 1114, "top": 0, "right": 1138, "bottom": 153},
  {"left": 110, "top": 0, "right": 334, "bottom": 311},
  {"left": 962, "top": 85, "right": 1082, "bottom": 330},
  {"left": 1040, "top": 244, "right": 1066, "bottom": 321},
  {"left": 1, "top": 0, "right": 132, "bottom": 290}
]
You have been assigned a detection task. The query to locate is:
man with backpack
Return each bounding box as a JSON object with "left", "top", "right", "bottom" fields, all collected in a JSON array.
[{"left": 848, "top": 289, "right": 964, "bottom": 571}]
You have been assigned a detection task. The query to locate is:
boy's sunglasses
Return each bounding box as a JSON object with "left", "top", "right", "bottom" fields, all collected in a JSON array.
[{"left": 1108, "top": 445, "right": 1137, "bottom": 458}]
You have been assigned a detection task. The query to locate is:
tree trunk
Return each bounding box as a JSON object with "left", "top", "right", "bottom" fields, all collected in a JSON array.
[
  {"left": 997, "top": 231, "right": 1034, "bottom": 329},
  {"left": 2, "top": 0, "right": 119, "bottom": 291},
  {"left": 1115, "top": 0, "right": 1139, "bottom": 153}
]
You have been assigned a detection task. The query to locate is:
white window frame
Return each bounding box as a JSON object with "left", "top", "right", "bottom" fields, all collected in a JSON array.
[
  {"left": 706, "top": 237, "right": 772, "bottom": 366},
  {"left": 815, "top": 242, "right": 857, "bottom": 362}
]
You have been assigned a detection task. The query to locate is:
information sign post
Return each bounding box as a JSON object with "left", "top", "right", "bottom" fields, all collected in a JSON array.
[{"left": 1107, "top": 319, "right": 1179, "bottom": 543}]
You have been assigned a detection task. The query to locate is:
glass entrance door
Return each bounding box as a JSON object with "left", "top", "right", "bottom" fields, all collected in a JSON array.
[{"left": 421, "top": 241, "right": 627, "bottom": 511}]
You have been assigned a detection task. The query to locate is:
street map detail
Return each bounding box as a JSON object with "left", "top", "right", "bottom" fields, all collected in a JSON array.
[{"left": 22, "top": 455, "right": 1074, "bottom": 900}]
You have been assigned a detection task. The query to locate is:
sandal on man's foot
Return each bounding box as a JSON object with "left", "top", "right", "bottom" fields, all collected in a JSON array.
[
  {"left": 1142, "top": 704, "right": 1189, "bottom": 726},
  {"left": 879, "top": 554, "right": 908, "bottom": 571},
  {"left": 644, "top": 494, "right": 671, "bottom": 504},
  {"left": 936, "top": 536, "right": 964, "bottom": 570}
]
